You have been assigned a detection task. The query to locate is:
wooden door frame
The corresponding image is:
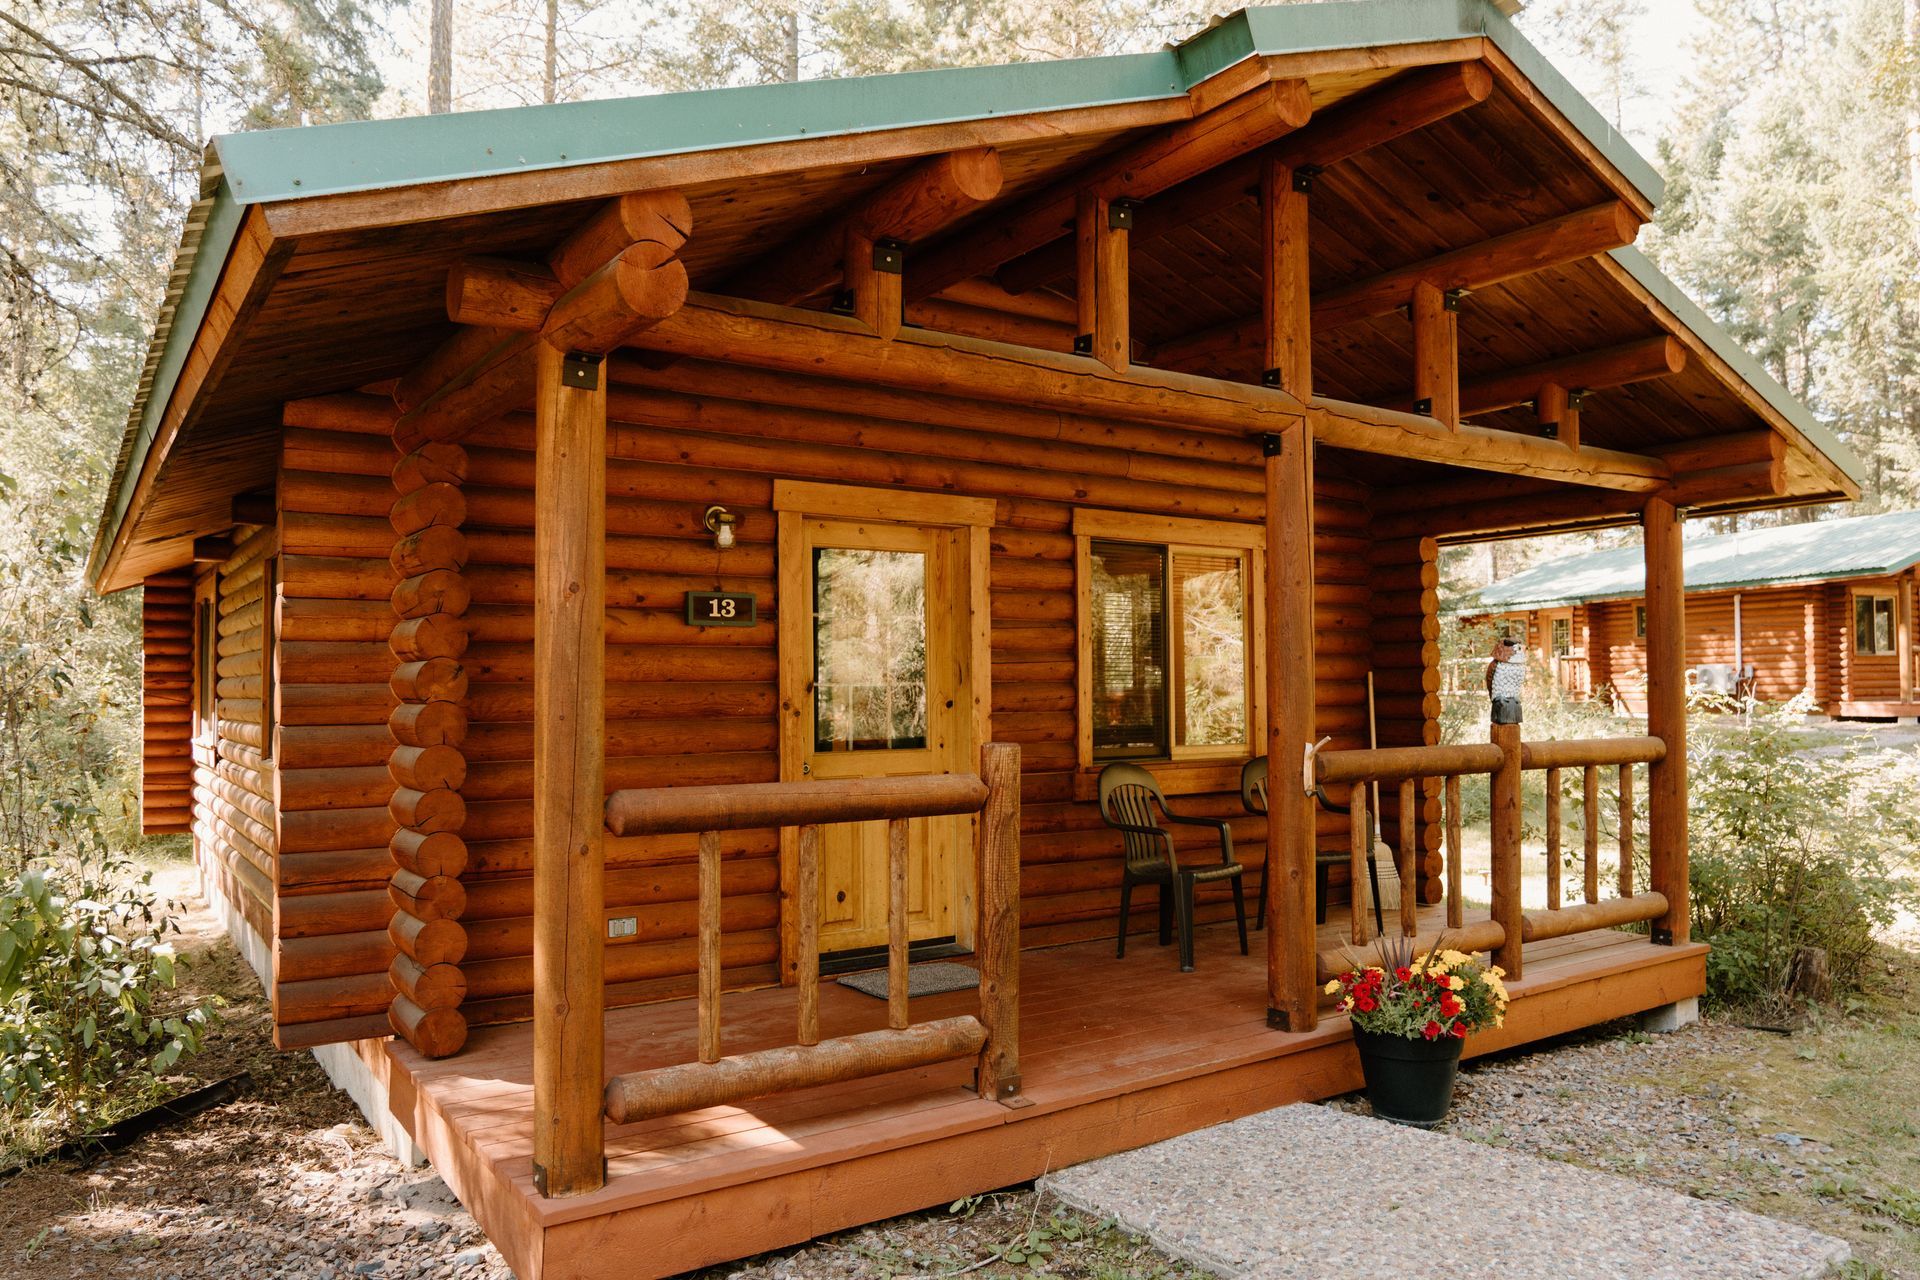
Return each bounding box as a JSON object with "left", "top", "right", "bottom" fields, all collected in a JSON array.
[{"left": 772, "top": 481, "right": 994, "bottom": 984}]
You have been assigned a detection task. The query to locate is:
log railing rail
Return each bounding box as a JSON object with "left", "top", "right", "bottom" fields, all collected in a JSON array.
[
  {"left": 601, "top": 744, "right": 1021, "bottom": 1126},
  {"left": 1515, "top": 736, "right": 1670, "bottom": 946},
  {"left": 1314, "top": 732, "right": 1675, "bottom": 983}
]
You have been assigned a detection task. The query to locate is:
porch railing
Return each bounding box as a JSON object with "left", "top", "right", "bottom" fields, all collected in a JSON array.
[
  {"left": 599, "top": 742, "right": 1022, "bottom": 1126},
  {"left": 1314, "top": 730, "right": 1674, "bottom": 981}
]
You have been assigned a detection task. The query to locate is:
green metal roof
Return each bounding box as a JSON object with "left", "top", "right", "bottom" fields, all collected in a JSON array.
[
  {"left": 91, "top": 0, "right": 1858, "bottom": 588},
  {"left": 1475, "top": 509, "right": 1920, "bottom": 612}
]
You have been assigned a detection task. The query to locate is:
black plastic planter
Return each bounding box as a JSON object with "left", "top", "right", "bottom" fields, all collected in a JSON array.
[{"left": 1352, "top": 1026, "right": 1463, "bottom": 1127}]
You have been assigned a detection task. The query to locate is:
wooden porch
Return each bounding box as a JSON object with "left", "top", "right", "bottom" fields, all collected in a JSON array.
[{"left": 365, "top": 911, "right": 1705, "bottom": 1280}]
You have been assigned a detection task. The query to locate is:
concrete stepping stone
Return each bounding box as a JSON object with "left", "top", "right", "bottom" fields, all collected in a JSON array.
[{"left": 1041, "top": 1104, "right": 1850, "bottom": 1280}]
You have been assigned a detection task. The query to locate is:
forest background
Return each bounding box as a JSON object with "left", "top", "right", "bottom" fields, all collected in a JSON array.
[{"left": 0, "top": 0, "right": 1916, "bottom": 961}]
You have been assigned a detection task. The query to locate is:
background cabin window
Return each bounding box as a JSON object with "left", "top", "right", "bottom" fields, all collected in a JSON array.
[
  {"left": 1090, "top": 540, "right": 1250, "bottom": 760},
  {"left": 1854, "top": 592, "right": 1897, "bottom": 656},
  {"left": 195, "top": 597, "right": 216, "bottom": 738},
  {"left": 1550, "top": 617, "right": 1572, "bottom": 657},
  {"left": 812, "top": 547, "right": 928, "bottom": 751},
  {"left": 1634, "top": 606, "right": 1647, "bottom": 638},
  {"left": 261, "top": 559, "right": 277, "bottom": 758}
]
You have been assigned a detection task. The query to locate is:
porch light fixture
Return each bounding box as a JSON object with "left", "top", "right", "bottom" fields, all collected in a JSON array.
[{"left": 703, "top": 505, "right": 739, "bottom": 550}]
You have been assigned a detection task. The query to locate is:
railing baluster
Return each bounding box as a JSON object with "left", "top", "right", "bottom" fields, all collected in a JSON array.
[
  {"left": 1444, "top": 774, "right": 1463, "bottom": 929},
  {"left": 887, "top": 817, "right": 909, "bottom": 1032},
  {"left": 1617, "top": 763, "right": 1635, "bottom": 898},
  {"left": 796, "top": 823, "right": 820, "bottom": 1047},
  {"left": 1348, "top": 783, "right": 1370, "bottom": 945},
  {"left": 1397, "top": 778, "right": 1417, "bottom": 939},
  {"left": 1545, "top": 766, "right": 1562, "bottom": 912},
  {"left": 1583, "top": 766, "right": 1600, "bottom": 904},
  {"left": 698, "top": 828, "right": 722, "bottom": 1065}
]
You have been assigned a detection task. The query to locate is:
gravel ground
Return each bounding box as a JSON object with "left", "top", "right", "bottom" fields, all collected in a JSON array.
[{"left": 1044, "top": 1103, "right": 1849, "bottom": 1279}]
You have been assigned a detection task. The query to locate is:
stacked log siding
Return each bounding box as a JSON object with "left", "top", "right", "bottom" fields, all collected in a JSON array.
[
  {"left": 141, "top": 568, "right": 194, "bottom": 834},
  {"left": 261, "top": 380, "right": 1397, "bottom": 1043}
]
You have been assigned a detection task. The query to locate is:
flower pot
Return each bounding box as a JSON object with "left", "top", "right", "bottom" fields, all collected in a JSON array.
[{"left": 1351, "top": 1026, "right": 1464, "bottom": 1128}]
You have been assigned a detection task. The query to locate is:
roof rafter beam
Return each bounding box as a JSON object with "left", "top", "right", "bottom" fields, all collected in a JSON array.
[
  {"left": 1460, "top": 335, "right": 1687, "bottom": 416},
  {"left": 1153, "top": 201, "right": 1644, "bottom": 368},
  {"left": 907, "top": 78, "right": 1314, "bottom": 302},
  {"left": 725, "top": 148, "right": 1004, "bottom": 307},
  {"left": 996, "top": 60, "right": 1495, "bottom": 296}
]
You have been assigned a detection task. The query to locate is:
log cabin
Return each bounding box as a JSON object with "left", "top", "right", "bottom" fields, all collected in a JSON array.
[
  {"left": 1472, "top": 508, "right": 1920, "bottom": 717},
  {"left": 93, "top": 3, "right": 1868, "bottom": 1276}
]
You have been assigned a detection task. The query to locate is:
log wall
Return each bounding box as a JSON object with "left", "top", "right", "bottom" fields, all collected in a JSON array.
[
  {"left": 142, "top": 569, "right": 194, "bottom": 834},
  {"left": 1368, "top": 533, "right": 1442, "bottom": 904},
  {"left": 192, "top": 526, "right": 276, "bottom": 974}
]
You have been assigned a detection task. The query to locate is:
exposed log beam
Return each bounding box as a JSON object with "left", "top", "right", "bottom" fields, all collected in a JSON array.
[
  {"left": 997, "top": 60, "right": 1494, "bottom": 295},
  {"left": 909, "top": 79, "right": 1313, "bottom": 301},
  {"left": 393, "top": 191, "right": 691, "bottom": 450},
  {"left": 1261, "top": 157, "right": 1311, "bottom": 397},
  {"left": 1153, "top": 201, "right": 1644, "bottom": 368},
  {"left": 729, "top": 148, "right": 1003, "bottom": 307},
  {"left": 1410, "top": 280, "right": 1459, "bottom": 431},
  {"left": 1460, "top": 335, "right": 1686, "bottom": 416},
  {"left": 1536, "top": 381, "right": 1575, "bottom": 449},
  {"left": 1076, "top": 192, "right": 1129, "bottom": 372},
  {"left": 1309, "top": 397, "right": 1668, "bottom": 491},
  {"left": 622, "top": 291, "right": 1309, "bottom": 436}
]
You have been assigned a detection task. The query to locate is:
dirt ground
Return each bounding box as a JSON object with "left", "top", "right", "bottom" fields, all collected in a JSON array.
[{"left": 3, "top": 861, "right": 1914, "bottom": 1280}]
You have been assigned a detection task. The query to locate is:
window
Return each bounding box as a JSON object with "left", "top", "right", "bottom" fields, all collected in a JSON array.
[
  {"left": 1550, "top": 617, "right": 1572, "bottom": 657},
  {"left": 1634, "top": 605, "right": 1647, "bottom": 638},
  {"left": 195, "top": 597, "right": 217, "bottom": 739},
  {"left": 261, "top": 559, "right": 277, "bottom": 758},
  {"left": 1855, "top": 591, "right": 1897, "bottom": 656},
  {"left": 1076, "top": 511, "right": 1262, "bottom": 768},
  {"left": 812, "top": 546, "right": 928, "bottom": 751}
]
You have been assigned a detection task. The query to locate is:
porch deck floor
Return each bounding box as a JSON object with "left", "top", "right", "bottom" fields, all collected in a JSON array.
[{"left": 379, "top": 911, "right": 1707, "bottom": 1280}]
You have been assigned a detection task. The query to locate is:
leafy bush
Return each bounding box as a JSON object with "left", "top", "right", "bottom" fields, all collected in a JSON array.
[
  {"left": 1689, "top": 698, "right": 1919, "bottom": 1007},
  {"left": 0, "top": 855, "right": 216, "bottom": 1149}
]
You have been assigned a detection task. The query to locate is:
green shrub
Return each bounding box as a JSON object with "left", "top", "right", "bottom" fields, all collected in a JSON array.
[
  {"left": 1688, "top": 698, "right": 1918, "bottom": 1007},
  {"left": 0, "top": 855, "right": 216, "bottom": 1150}
]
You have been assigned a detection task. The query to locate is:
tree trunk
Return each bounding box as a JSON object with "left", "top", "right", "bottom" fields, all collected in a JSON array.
[
  {"left": 429, "top": 0, "right": 453, "bottom": 114},
  {"left": 783, "top": 10, "right": 800, "bottom": 82},
  {"left": 1907, "top": 0, "right": 1919, "bottom": 244},
  {"left": 544, "top": 0, "right": 559, "bottom": 104}
]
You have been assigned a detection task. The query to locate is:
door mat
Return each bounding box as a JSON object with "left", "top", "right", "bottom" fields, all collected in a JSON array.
[{"left": 837, "top": 962, "right": 980, "bottom": 1000}]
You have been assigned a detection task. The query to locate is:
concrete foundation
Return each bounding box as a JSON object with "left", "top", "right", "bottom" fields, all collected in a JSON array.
[{"left": 1637, "top": 996, "right": 1700, "bottom": 1033}]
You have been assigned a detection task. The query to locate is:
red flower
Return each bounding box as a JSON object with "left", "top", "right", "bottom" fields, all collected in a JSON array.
[
  {"left": 1355, "top": 994, "right": 1377, "bottom": 1013},
  {"left": 1450, "top": 1022, "right": 1469, "bottom": 1039},
  {"left": 1440, "top": 994, "right": 1462, "bottom": 1018},
  {"left": 1394, "top": 966, "right": 1412, "bottom": 982},
  {"left": 1422, "top": 1020, "right": 1442, "bottom": 1040}
]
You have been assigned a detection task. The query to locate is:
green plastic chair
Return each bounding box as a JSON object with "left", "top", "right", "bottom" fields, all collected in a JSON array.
[
  {"left": 1098, "top": 763, "right": 1248, "bottom": 972},
  {"left": 1240, "top": 755, "right": 1384, "bottom": 934}
]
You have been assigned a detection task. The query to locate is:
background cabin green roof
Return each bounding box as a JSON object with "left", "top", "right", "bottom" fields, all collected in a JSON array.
[{"left": 1474, "top": 509, "right": 1920, "bottom": 612}]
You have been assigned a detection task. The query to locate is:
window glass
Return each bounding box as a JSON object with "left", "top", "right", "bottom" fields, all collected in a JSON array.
[
  {"left": 1551, "top": 617, "right": 1571, "bottom": 656},
  {"left": 1634, "top": 606, "right": 1647, "bottom": 638},
  {"left": 1173, "top": 551, "right": 1248, "bottom": 749},
  {"left": 1855, "top": 594, "right": 1896, "bottom": 656},
  {"left": 1090, "top": 541, "right": 1167, "bottom": 758},
  {"left": 812, "top": 548, "right": 927, "bottom": 751},
  {"left": 197, "top": 598, "right": 216, "bottom": 736}
]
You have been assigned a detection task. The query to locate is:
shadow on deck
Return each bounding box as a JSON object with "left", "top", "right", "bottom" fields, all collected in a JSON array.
[{"left": 364, "top": 911, "right": 1706, "bottom": 1280}]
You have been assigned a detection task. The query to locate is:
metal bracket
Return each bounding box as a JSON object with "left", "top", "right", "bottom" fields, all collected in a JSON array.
[
  {"left": 828, "top": 290, "right": 856, "bottom": 315},
  {"left": 1073, "top": 333, "right": 1093, "bottom": 355},
  {"left": 872, "top": 238, "right": 906, "bottom": 274},
  {"left": 1301, "top": 735, "right": 1332, "bottom": 797},
  {"left": 1443, "top": 288, "right": 1469, "bottom": 312},
  {"left": 1260, "top": 432, "right": 1283, "bottom": 457},
  {"left": 1651, "top": 925, "right": 1674, "bottom": 946},
  {"left": 1538, "top": 421, "right": 1560, "bottom": 440},
  {"left": 1411, "top": 397, "right": 1434, "bottom": 416},
  {"left": 1261, "top": 368, "right": 1282, "bottom": 388},
  {"left": 1107, "top": 200, "right": 1137, "bottom": 231},
  {"left": 1567, "top": 387, "right": 1591, "bottom": 409},
  {"left": 1292, "top": 164, "right": 1322, "bottom": 194},
  {"left": 561, "top": 352, "right": 603, "bottom": 390}
]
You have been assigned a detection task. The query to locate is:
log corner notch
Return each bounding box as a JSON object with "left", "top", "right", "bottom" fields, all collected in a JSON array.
[{"left": 380, "top": 190, "right": 693, "bottom": 1065}]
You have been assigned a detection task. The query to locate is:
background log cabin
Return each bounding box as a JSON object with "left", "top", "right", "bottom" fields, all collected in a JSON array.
[
  {"left": 1474, "top": 508, "right": 1920, "bottom": 717},
  {"left": 92, "top": 2, "right": 1871, "bottom": 1274}
]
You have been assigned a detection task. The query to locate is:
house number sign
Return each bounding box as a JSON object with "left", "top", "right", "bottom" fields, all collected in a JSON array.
[{"left": 686, "top": 590, "right": 757, "bottom": 627}]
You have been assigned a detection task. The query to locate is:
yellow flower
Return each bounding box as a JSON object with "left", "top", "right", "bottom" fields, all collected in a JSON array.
[
  {"left": 1448, "top": 975, "right": 1464, "bottom": 990},
  {"left": 1324, "top": 979, "right": 1341, "bottom": 995}
]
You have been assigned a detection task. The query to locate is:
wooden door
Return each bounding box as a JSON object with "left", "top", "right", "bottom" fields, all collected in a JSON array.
[{"left": 788, "top": 514, "right": 969, "bottom": 955}]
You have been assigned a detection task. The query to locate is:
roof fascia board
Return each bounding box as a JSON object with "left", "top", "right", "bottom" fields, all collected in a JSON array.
[{"left": 86, "top": 176, "right": 246, "bottom": 589}]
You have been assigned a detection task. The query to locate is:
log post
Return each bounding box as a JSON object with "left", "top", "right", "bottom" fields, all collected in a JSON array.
[
  {"left": 1076, "top": 191, "right": 1129, "bottom": 373},
  {"left": 531, "top": 342, "right": 607, "bottom": 1198},
  {"left": 1643, "top": 496, "right": 1690, "bottom": 946},
  {"left": 1489, "top": 719, "right": 1523, "bottom": 978},
  {"left": 1411, "top": 279, "right": 1459, "bottom": 431},
  {"left": 1262, "top": 147, "right": 1317, "bottom": 1032},
  {"left": 845, "top": 227, "right": 904, "bottom": 341},
  {"left": 975, "top": 742, "right": 1021, "bottom": 1102}
]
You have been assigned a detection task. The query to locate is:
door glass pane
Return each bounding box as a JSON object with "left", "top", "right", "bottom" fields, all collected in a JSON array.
[
  {"left": 1551, "top": 618, "right": 1571, "bottom": 656},
  {"left": 813, "top": 548, "right": 927, "bottom": 751},
  {"left": 1855, "top": 596, "right": 1872, "bottom": 652},
  {"left": 1090, "top": 541, "right": 1167, "bottom": 758},
  {"left": 1173, "top": 551, "right": 1246, "bottom": 749},
  {"left": 1876, "top": 598, "right": 1895, "bottom": 654}
]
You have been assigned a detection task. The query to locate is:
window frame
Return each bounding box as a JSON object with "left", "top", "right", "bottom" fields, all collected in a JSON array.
[
  {"left": 1633, "top": 605, "right": 1647, "bottom": 639},
  {"left": 1073, "top": 510, "right": 1266, "bottom": 795},
  {"left": 1853, "top": 589, "right": 1898, "bottom": 657},
  {"left": 1549, "top": 615, "right": 1572, "bottom": 657}
]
